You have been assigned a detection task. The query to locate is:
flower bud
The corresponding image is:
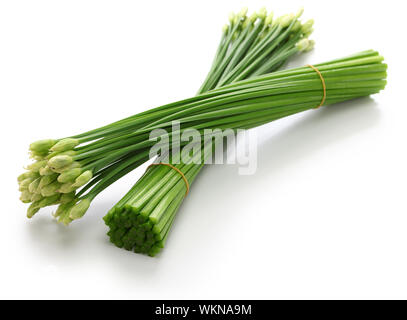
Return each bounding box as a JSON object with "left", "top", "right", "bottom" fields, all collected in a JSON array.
[
  {"left": 60, "top": 192, "right": 76, "bottom": 204},
  {"left": 228, "top": 12, "right": 235, "bottom": 24},
  {"left": 45, "top": 149, "right": 75, "bottom": 160},
  {"left": 27, "top": 160, "right": 48, "bottom": 172},
  {"left": 58, "top": 207, "right": 74, "bottom": 226},
  {"left": 54, "top": 202, "right": 75, "bottom": 225},
  {"left": 296, "top": 38, "right": 310, "bottom": 52},
  {"left": 58, "top": 168, "right": 82, "bottom": 183},
  {"left": 27, "top": 203, "right": 40, "bottom": 218},
  {"left": 238, "top": 7, "right": 248, "bottom": 19},
  {"left": 296, "top": 7, "right": 304, "bottom": 18},
  {"left": 222, "top": 24, "right": 229, "bottom": 34},
  {"left": 301, "top": 19, "right": 314, "bottom": 34},
  {"left": 265, "top": 12, "right": 274, "bottom": 25},
  {"left": 29, "top": 139, "right": 56, "bottom": 154},
  {"left": 39, "top": 166, "right": 55, "bottom": 176},
  {"left": 61, "top": 215, "right": 73, "bottom": 226},
  {"left": 304, "top": 28, "right": 314, "bottom": 38},
  {"left": 48, "top": 155, "right": 73, "bottom": 170},
  {"left": 40, "top": 181, "right": 61, "bottom": 197},
  {"left": 280, "top": 13, "right": 294, "bottom": 28},
  {"left": 51, "top": 161, "right": 81, "bottom": 174},
  {"left": 20, "top": 191, "right": 33, "bottom": 203},
  {"left": 37, "top": 194, "right": 60, "bottom": 208},
  {"left": 50, "top": 138, "right": 80, "bottom": 152},
  {"left": 28, "top": 178, "right": 41, "bottom": 194},
  {"left": 72, "top": 170, "right": 93, "bottom": 188},
  {"left": 59, "top": 183, "right": 76, "bottom": 194},
  {"left": 38, "top": 173, "right": 58, "bottom": 189},
  {"left": 18, "top": 171, "right": 39, "bottom": 182},
  {"left": 249, "top": 12, "right": 258, "bottom": 24},
  {"left": 69, "top": 198, "right": 91, "bottom": 220},
  {"left": 30, "top": 152, "right": 46, "bottom": 161},
  {"left": 31, "top": 193, "right": 43, "bottom": 202},
  {"left": 53, "top": 203, "right": 66, "bottom": 218},
  {"left": 292, "top": 20, "right": 301, "bottom": 33},
  {"left": 257, "top": 7, "right": 267, "bottom": 20},
  {"left": 19, "top": 177, "right": 35, "bottom": 191}
]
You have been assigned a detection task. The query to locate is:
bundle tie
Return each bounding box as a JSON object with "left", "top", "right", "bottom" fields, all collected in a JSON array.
[
  {"left": 307, "top": 64, "right": 326, "bottom": 108},
  {"left": 147, "top": 163, "right": 190, "bottom": 197}
]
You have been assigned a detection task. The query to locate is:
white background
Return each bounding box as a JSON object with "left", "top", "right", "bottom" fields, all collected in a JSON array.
[{"left": 0, "top": 0, "right": 405, "bottom": 299}]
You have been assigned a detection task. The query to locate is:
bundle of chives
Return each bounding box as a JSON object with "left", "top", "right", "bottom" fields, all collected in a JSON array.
[
  {"left": 104, "top": 50, "right": 387, "bottom": 256},
  {"left": 104, "top": 142, "right": 211, "bottom": 253},
  {"left": 18, "top": 7, "right": 313, "bottom": 225}
]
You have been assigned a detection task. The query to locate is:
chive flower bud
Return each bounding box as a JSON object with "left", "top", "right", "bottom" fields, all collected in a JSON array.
[
  {"left": 28, "top": 178, "right": 41, "bottom": 194},
  {"left": 29, "top": 139, "right": 56, "bottom": 154},
  {"left": 53, "top": 203, "right": 67, "bottom": 218},
  {"left": 280, "top": 13, "right": 294, "bottom": 28},
  {"left": 51, "top": 161, "right": 81, "bottom": 174},
  {"left": 72, "top": 170, "right": 93, "bottom": 188},
  {"left": 27, "top": 203, "right": 40, "bottom": 218},
  {"left": 257, "top": 7, "right": 267, "bottom": 20},
  {"left": 40, "top": 180, "right": 61, "bottom": 197},
  {"left": 304, "top": 28, "right": 314, "bottom": 38},
  {"left": 265, "top": 12, "right": 274, "bottom": 25},
  {"left": 54, "top": 202, "right": 74, "bottom": 218},
  {"left": 59, "top": 183, "right": 76, "bottom": 194},
  {"left": 37, "top": 194, "right": 60, "bottom": 209},
  {"left": 18, "top": 171, "right": 39, "bottom": 182},
  {"left": 46, "top": 150, "right": 70, "bottom": 160},
  {"left": 60, "top": 192, "right": 76, "bottom": 204},
  {"left": 69, "top": 199, "right": 91, "bottom": 220},
  {"left": 50, "top": 138, "right": 80, "bottom": 152},
  {"left": 228, "top": 12, "right": 235, "bottom": 24},
  {"left": 58, "top": 168, "right": 82, "bottom": 183},
  {"left": 238, "top": 7, "right": 248, "bottom": 19},
  {"left": 296, "top": 38, "right": 310, "bottom": 51},
  {"left": 48, "top": 155, "right": 73, "bottom": 170},
  {"left": 27, "top": 160, "right": 48, "bottom": 172},
  {"left": 301, "top": 19, "right": 314, "bottom": 34},
  {"left": 19, "top": 177, "right": 35, "bottom": 190},
  {"left": 292, "top": 20, "right": 301, "bottom": 32},
  {"left": 296, "top": 7, "right": 304, "bottom": 18},
  {"left": 222, "top": 24, "right": 229, "bottom": 34},
  {"left": 248, "top": 12, "right": 258, "bottom": 24},
  {"left": 54, "top": 202, "right": 76, "bottom": 225},
  {"left": 38, "top": 173, "right": 58, "bottom": 189},
  {"left": 20, "top": 191, "right": 32, "bottom": 203},
  {"left": 31, "top": 193, "right": 43, "bottom": 202},
  {"left": 39, "top": 166, "right": 55, "bottom": 176}
]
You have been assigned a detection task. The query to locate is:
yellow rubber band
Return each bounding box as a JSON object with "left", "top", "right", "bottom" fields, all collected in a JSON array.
[
  {"left": 307, "top": 64, "right": 327, "bottom": 108},
  {"left": 147, "top": 163, "right": 190, "bottom": 197}
]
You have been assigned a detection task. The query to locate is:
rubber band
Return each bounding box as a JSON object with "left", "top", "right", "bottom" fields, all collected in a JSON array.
[
  {"left": 307, "top": 64, "right": 326, "bottom": 108},
  {"left": 147, "top": 163, "right": 190, "bottom": 197}
]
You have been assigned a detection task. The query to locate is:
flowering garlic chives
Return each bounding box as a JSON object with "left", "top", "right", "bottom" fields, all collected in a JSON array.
[{"left": 18, "top": 7, "right": 316, "bottom": 225}]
